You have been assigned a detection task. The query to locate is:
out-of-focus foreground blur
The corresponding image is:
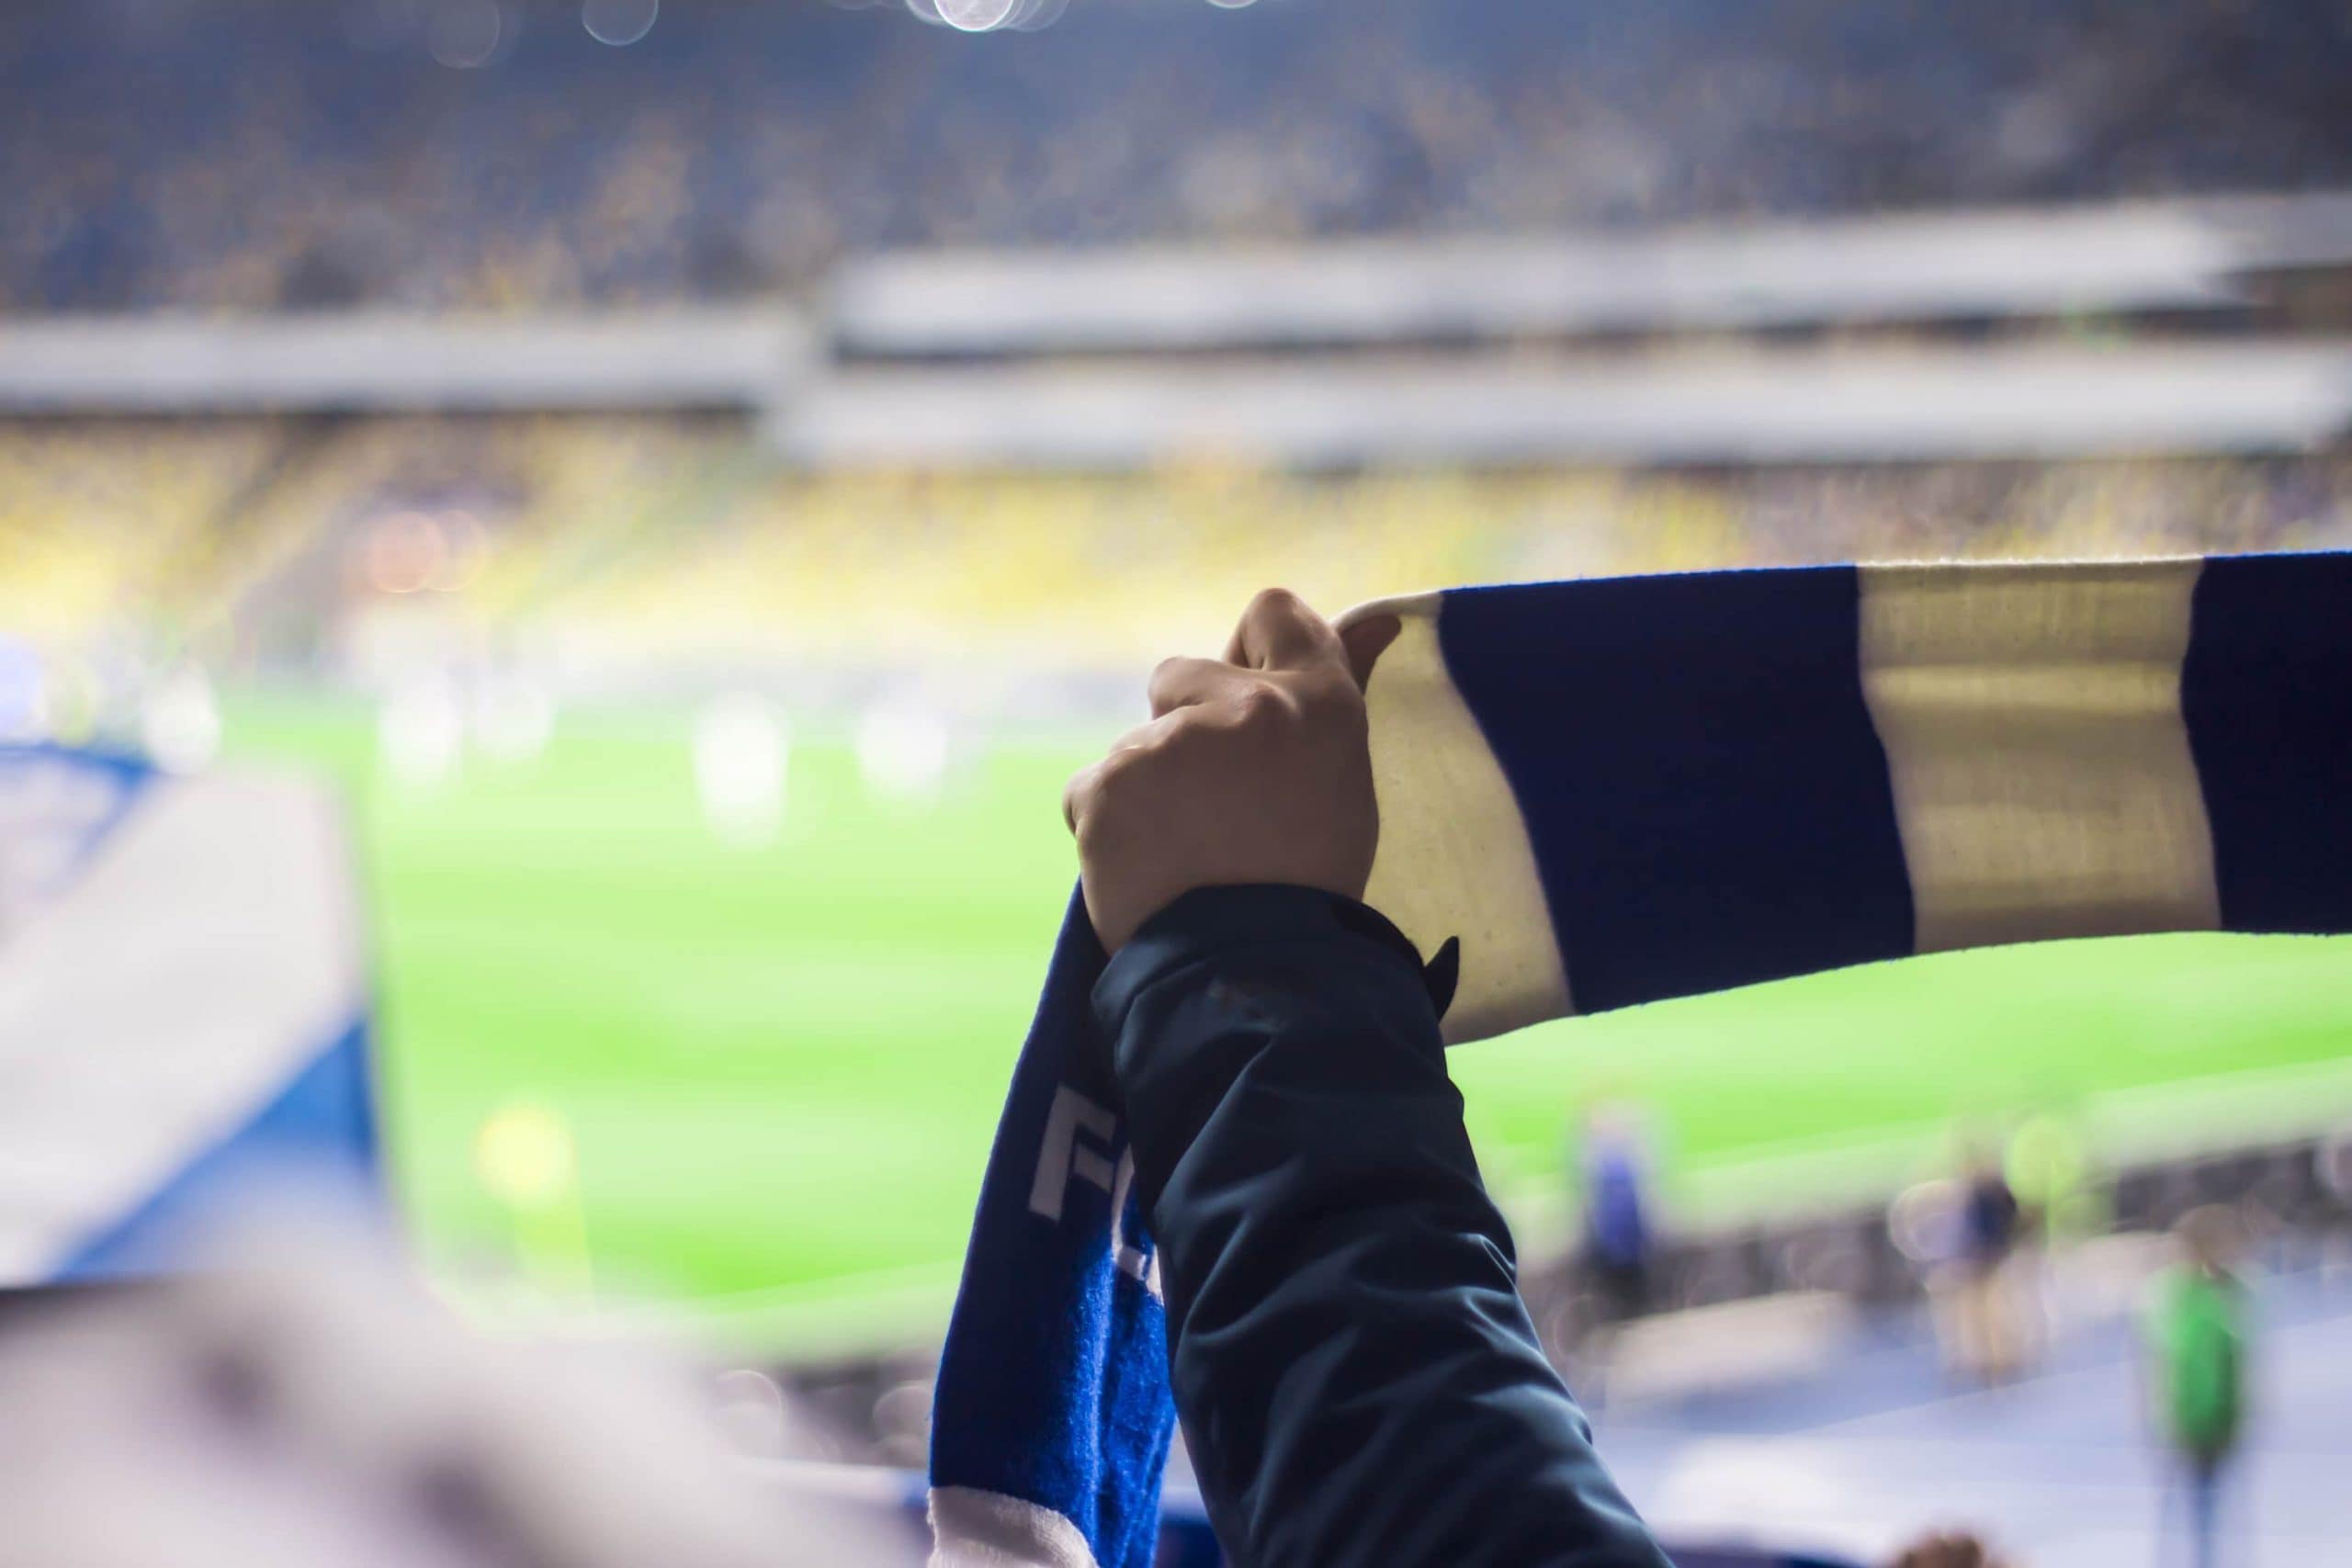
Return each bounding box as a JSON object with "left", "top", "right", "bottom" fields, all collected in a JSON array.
[{"left": 5, "top": 2, "right": 2352, "bottom": 1563}]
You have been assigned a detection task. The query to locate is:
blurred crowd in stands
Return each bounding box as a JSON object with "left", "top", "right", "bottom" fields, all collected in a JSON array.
[
  {"left": 3, "top": 0, "right": 2350, "bottom": 313},
  {"left": 5, "top": 417, "right": 2349, "bottom": 714},
  {"left": 6, "top": 417, "right": 2350, "bottom": 719}
]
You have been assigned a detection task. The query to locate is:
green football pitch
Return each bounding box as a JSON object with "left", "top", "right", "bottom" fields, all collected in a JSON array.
[{"left": 223, "top": 694, "right": 2352, "bottom": 1356}]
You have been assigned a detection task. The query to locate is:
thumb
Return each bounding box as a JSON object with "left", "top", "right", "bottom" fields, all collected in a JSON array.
[{"left": 1337, "top": 612, "right": 1402, "bottom": 694}]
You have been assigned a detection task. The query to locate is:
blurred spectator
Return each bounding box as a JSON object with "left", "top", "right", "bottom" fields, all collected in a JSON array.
[
  {"left": 1577, "top": 1103, "right": 1660, "bottom": 1326},
  {"left": 2, "top": 0, "right": 2350, "bottom": 314},
  {"left": 2142, "top": 1205, "right": 2251, "bottom": 1568},
  {"left": 1946, "top": 1142, "right": 2031, "bottom": 1385},
  {"left": 2003, "top": 1106, "right": 2103, "bottom": 1338},
  {"left": 2005, "top": 1107, "right": 2100, "bottom": 1247}
]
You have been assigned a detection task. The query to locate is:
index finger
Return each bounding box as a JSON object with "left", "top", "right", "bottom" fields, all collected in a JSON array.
[
  {"left": 1148, "top": 655, "right": 1248, "bottom": 718},
  {"left": 1224, "top": 587, "right": 1345, "bottom": 675}
]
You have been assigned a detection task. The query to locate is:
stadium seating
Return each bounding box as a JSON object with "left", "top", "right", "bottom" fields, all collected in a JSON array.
[
  {"left": 3, "top": 0, "right": 2349, "bottom": 313},
  {"left": 0, "top": 423, "right": 282, "bottom": 639},
  {"left": 5, "top": 419, "right": 2347, "bottom": 686}
]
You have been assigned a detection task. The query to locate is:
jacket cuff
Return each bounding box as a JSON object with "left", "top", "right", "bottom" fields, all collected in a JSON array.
[{"left": 1091, "top": 884, "right": 1452, "bottom": 1039}]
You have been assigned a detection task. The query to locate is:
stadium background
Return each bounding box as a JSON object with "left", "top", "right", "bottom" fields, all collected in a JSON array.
[{"left": 6, "top": 1, "right": 2352, "bottom": 1558}]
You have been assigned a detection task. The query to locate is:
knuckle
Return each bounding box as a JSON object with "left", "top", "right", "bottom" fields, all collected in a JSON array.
[
  {"left": 1156, "top": 718, "right": 1216, "bottom": 764},
  {"left": 1297, "top": 672, "right": 1364, "bottom": 728},
  {"left": 1072, "top": 759, "right": 1136, "bottom": 837},
  {"left": 1226, "top": 682, "right": 1292, "bottom": 734},
  {"left": 1091, "top": 745, "right": 1145, "bottom": 792},
  {"left": 1091, "top": 747, "right": 1157, "bottom": 799}
]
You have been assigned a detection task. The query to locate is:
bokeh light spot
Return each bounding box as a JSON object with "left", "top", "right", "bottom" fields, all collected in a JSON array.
[
  {"left": 474, "top": 1102, "right": 580, "bottom": 1212},
  {"left": 425, "top": 0, "right": 503, "bottom": 68},
  {"left": 141, "top": 667, "right": 222, "bottom": 775},
  {"left": 582, "top": 0, "right": 659, "bottom": 47},
  {"left": 933, "top": 0, "right": 1022, "bottom": 32}
]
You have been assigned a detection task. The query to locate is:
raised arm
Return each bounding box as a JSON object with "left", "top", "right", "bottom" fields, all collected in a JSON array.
[{"left": 1064, "top": 590, "right": 1668, "bottom": 1568}]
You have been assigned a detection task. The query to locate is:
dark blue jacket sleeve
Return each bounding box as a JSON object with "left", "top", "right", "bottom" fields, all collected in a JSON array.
[{"left": 1094, "top": 885, "right": 1670, "bottom": 1568}]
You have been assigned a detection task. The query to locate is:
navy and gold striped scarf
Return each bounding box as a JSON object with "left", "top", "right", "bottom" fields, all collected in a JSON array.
[{"left": 930, "top": 552, "right": 2352, "bottom": 1567}]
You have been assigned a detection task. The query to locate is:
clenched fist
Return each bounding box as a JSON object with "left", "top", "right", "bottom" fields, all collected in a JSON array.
[{"left": 1064, "top": 589, "right": 1383, "bottom": 952}]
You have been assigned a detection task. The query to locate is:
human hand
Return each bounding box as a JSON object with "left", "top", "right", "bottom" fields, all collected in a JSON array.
[{"left": 1062, "top": 589, "right": 1381, "bottom": 952}]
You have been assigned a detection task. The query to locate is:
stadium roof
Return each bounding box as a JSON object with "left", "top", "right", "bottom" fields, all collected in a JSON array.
[
  {"left": 0, "top": 311, "right": 808, "bottom": 414},
  {"left": 774, "top": 341, "right": 2352, "bottom": 468},
  {"left": 832, "top": 192, "right": 2352, "bottom": 356}
]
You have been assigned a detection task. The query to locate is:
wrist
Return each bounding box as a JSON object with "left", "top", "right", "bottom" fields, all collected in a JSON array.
[{"left": 1092, "top": 885, "right": 1452, "bottom": 1043}]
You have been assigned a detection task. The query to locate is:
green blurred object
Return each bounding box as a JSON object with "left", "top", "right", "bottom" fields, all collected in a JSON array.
[
  {"left": 2147, "top": 1267, "right": 2246, "bottom": 1459},
  {"left": 223, "top": 693, "right": 2352, "bottom": 1356}
]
